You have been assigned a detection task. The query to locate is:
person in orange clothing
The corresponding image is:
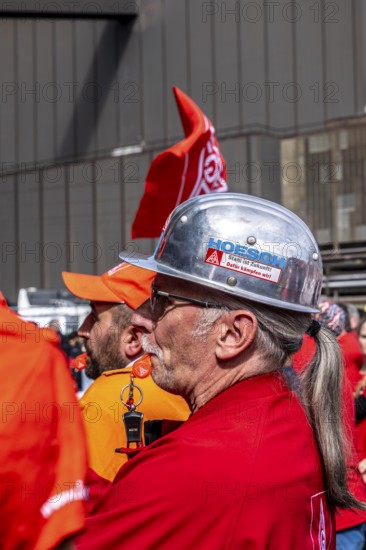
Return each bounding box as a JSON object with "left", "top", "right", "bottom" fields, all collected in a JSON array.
[
  {"left": 62, "top": 263, "right": 189, "bottom": 510},
  {"left": 0, "top": 292, "right": 87, "bottom": 550}
]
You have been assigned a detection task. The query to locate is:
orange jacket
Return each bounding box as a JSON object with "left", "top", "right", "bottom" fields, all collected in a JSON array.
[
  {"left": 79, "top": 366, "right": 190, "bottom": 507},
  {"left": 0, "top": 303, "right": 88, "bottom": 550}
]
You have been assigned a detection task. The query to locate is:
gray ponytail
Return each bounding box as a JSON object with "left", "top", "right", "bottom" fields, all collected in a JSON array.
[{"left": 299, "top": 326, "right": 363, "bottom": 510}]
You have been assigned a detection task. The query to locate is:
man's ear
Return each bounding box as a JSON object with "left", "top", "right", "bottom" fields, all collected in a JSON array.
[
  {"left": 121, "top": 325, "right": 142, "bottom": 359},
  {"left": 215, "top": 310, "right": 257, "bottom": 361}
]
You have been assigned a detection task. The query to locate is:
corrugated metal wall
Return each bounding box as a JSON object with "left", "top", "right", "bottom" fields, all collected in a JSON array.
[{"left": 0, "top": 0, "right": 364, "bottom": 302}]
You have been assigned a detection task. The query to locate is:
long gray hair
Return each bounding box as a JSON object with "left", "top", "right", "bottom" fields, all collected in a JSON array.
[{"left": 193, "top": 287, "right": 365, "bottom": 511}]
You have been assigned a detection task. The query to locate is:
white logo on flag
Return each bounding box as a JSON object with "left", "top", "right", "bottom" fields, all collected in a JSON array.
[{"left": 189, "top": 121, "right": 227, "bottom": 198}]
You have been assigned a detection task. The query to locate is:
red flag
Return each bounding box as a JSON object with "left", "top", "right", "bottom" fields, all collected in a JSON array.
[
  {"left": 0, "top": 291, "right": 8, "bottom": 308},
  {"left": 131, "top": 86, "right": 227, "bottom": 239}
]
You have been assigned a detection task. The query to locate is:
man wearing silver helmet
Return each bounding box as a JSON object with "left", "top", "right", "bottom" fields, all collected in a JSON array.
[{"left": 74, "top": 193, "right": 364, "bottom": 550}]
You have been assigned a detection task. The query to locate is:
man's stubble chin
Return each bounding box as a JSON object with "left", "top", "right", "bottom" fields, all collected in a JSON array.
[
  {"left": 84, "top": 331, "right": 128, "bottom": 379},
  {"left": 141, "top": 334, "right": 163, "bottom": 361},
  {"left": 140, "top": 334, "right": 179, "bottom": 393},
  {"left": 84, "top": 344, "right": 100, "bottom": 379}
]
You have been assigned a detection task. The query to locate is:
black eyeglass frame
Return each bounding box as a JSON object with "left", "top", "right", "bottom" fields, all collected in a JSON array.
[
  {"left": 150, "top": 285, "right": 228, "bottom": 315},
  {"left": 150, "top": 286, "right": 270, "bottom": 335}
]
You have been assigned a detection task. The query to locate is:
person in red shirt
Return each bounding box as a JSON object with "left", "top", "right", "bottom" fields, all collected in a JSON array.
[
  {"left": 357, "top": 316, "right": 366, "bottom": 380},
  {"left": 0, "top": 293, "right": 88, "bottom": 550},
  {"left": 355, "top": 317, "right": 366, "bottom": 488},
  {"left": 73, "top": 193, "right": 365, "bottom": 549},
  {"left": 337, "top": 302, "right": 365, "bottom": 391}
]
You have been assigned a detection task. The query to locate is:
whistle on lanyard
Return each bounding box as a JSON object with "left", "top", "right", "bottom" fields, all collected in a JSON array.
[
  {"left": 120, "top": 375, "right": 144, "bottom": 449},
  {"left": 115, "top": 355, "right": 152, "bottom": 455}
]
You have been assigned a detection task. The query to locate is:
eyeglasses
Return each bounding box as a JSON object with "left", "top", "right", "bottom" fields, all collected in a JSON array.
[{"left": 150, "top": 285, "right": 228, "bottom": 319}]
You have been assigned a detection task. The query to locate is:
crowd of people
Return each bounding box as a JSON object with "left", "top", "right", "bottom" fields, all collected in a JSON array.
[{"left": 2, "top": 192, "right": 366, "bottom": 549}]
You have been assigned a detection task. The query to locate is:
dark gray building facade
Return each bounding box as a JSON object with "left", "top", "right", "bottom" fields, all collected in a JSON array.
[{"left": 1, "top": 0, "right": 365, "bottom": 304}]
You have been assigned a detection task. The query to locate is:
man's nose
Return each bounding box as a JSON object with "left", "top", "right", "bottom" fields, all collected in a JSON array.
[
  {"left": 131, "top": 300, "right": 154, "bottom": 333},
  {"left": 77, "top": 313, "right": 93, "bottom": 338}
]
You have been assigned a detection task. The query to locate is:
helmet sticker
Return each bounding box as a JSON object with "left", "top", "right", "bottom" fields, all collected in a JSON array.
[{"left": 204, "top": 237, "right": 286, "bottom": 284}]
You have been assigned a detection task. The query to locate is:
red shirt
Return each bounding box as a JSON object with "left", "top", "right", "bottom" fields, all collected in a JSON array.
[
  {"left": 0, "top": 305, "right": 88, "bottom": 550},
  {"left": 338, "top": 332, "right": 366, "bottom": 463},
  {"left": 338, "top": 331, "right": 364, "bottom": 391},
  {"left": 76, "top": 372, "right": 334, "bottom": 549}
]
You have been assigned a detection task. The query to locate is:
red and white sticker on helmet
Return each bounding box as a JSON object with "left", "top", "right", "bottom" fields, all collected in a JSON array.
[{"left": 204, "top": 248, "right": 282, "bottom": 284}]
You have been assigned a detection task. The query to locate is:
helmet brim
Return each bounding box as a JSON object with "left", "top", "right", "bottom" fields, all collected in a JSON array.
[
  {"left": 118, "top": 250, "right": 192, "bottom": 280},
  {"left": 118, "top": 251, "right": 158, "bottom": 273}
]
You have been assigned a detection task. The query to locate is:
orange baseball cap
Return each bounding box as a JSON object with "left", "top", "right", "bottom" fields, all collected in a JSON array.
[{"left": 62, "top": 262, "right": 155, "bottom": 310}]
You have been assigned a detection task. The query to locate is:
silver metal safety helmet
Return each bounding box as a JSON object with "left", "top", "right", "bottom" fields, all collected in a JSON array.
[{"left": 120, "top": 193, "right": 322, "bottom": 313}]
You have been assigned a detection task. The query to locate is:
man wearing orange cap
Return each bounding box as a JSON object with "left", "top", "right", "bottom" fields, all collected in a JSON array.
[
  {"left": 0, "top": 292, "right": 87, "bottom": 550},
  {"left": 62, "top": 262, "right": 189, "bottom": 510}
]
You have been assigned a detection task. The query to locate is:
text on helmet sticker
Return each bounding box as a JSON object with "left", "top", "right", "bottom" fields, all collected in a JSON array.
[{"left": 204, "top": 237, "right": 285, "bottom": 284}]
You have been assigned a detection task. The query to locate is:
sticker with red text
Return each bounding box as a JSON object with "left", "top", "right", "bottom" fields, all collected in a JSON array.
[{"left": 204, "top": 248, "right": 282, "bottom": 284}]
